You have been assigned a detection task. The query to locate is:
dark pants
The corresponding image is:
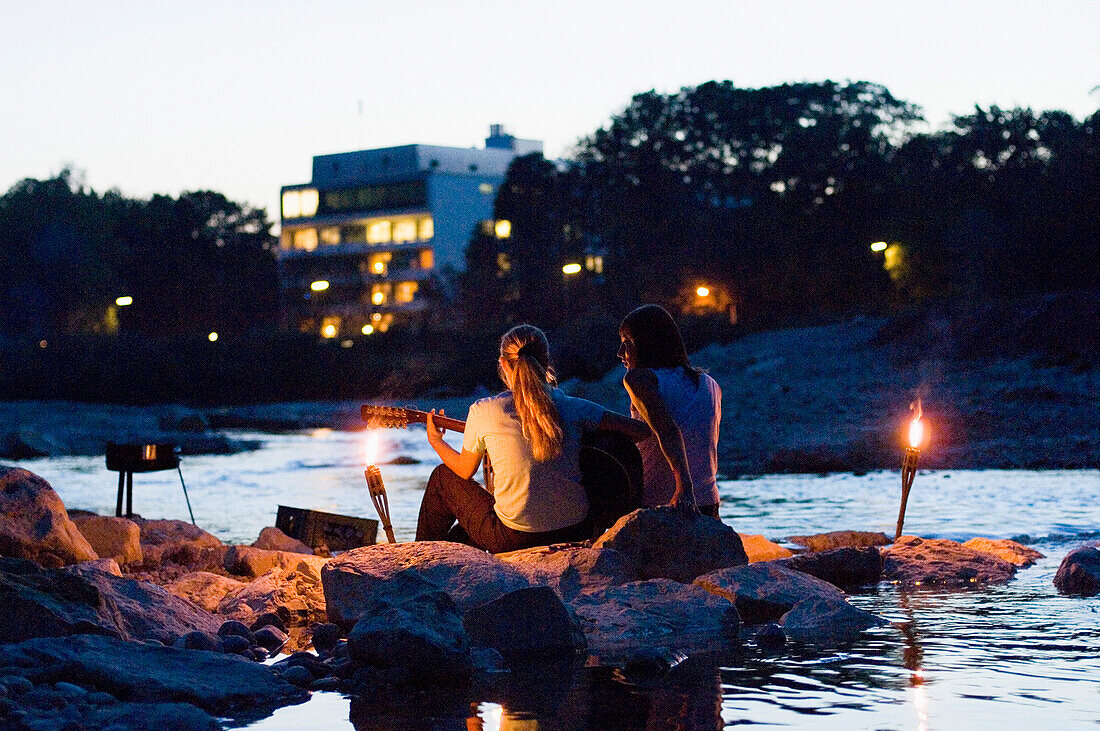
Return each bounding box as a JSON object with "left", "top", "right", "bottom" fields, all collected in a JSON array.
[{"left": 416, "top": 464, "right": 592, "bottom": 553}]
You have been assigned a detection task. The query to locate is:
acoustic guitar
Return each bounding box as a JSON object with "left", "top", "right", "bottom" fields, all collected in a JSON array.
[{"left": 361, "top": 403, "right": 642, "bottom": 537}]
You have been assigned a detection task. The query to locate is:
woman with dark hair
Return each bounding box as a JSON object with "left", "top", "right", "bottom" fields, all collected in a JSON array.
[
  {"left": 618, "top": 305, "right": 722, "bottom": 517},
  {"left": 416, "top": 324, "right": 649, "bottom": 552}
]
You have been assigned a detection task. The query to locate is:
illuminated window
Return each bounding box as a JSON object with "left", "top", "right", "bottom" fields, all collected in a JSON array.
[
  {"left": 319, "top": 227, "right": 340, "bottom": 245},
  {"left": 585, "top": 255, "right": 603, "bottom": 274},
  {"left": 321, "top": 316, "right": 340, "bottom": 338},
  {"left": 293, "top": 228, "right": 318, "bottom": 251},
  {"left": 497, "top": 253, "right": 511, "bottom": 273},
  {"left": 371, "top": 284, "right": 390, "bottom": 305},
  {"left": 419, "top": 249, "right": 434, "bottom": 270},
  {"left": 282, "top": 191, "right": 301, "bottom": 218},
  {"left": 395, "top": 281, "right": 418, "bottom": 304},
  {"left": 299, "top": 189, "right": 319, "bottom": 217},
  {"left": 393, "top": 219, "right": 417, "bottom": 243},
  {"left": 375, "top": 313, "right": 394, "bottom": 332},
  {"left": 479, "top": 183, "right": 494, "bottom": 195},
  {"left": 494, "top": 220, "right": 512, "bottom": 238},
  {"left": 368, "top": 252, "right": 391, "bottom": 276},
  {"left": 418, "top": 217, "right": 434, "bottom": 241},
  {"left": 367, "top": 220, "right": 392, "bottom": 244},
  {"left": 362, "top": 324, "right": 374, "bottom": 335}
]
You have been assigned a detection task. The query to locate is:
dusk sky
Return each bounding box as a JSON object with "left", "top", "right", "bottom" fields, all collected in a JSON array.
[{"left": 2, "top": 0, "right": 1096, "bottom": 228}]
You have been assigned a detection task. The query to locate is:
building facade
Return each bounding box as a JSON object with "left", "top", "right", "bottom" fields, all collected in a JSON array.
[{"left": 278, "top": 126, "right": 541, "bottom": 338}]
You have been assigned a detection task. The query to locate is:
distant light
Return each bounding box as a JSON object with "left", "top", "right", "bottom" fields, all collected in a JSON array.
[
  {"left": 371, "top": 313, "right": 382, "bottom": 322},
  {"left": 562, "top": 263, "right": 582, "bottom": 275},
  {"left": 115, "top": 296, "right": 133, "bottom": 306},
  {"left": 207, "top": 332, "right": 218, "bottom": 342},
  {"left": 696, "top": 286, "right": 711, "bottom": 297},
  {"left": 373, "top": 261, "right": 385, "bottom": 273},
  {"left": 871, "top": 241, "right": 888, "bottom": 252},
  {"left": 38, "top": 340, "right": 47, "bottom": 349},
  {"left": 322, "top": 324, "right": 337, "bottom": 338},
  {"left": 479, "top": 183, "right": 494, "bottom": 195},
  {"left": 340, "top": 339, "right": 354, "bottom": 348},
  {"left": 371, "top": 291, "right": 384, "bottom": 305},
  {"left": 310, "top": 280, "right": 330, "bottom": 292},
  {"left": 494, "top": 220, "right": 512, "bottom": 238},
  {"left": 362, "top": 325, "right": 375, "bottom": 335},
  {"left": 299, "top": 189, "right": 319, "bottom": 217}
]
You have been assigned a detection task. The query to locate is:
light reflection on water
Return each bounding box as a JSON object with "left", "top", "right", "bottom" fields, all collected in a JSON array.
[{"left": 8, "top": 430, "right": 1100, "bottom": 728}]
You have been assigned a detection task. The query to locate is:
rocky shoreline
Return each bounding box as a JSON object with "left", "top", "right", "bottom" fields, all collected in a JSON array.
[{"left": 3, "top": 464, "right": 1098, "bottom": 728}]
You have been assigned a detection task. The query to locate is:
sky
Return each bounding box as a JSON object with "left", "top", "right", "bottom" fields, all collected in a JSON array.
[{"left": 2, "top": 0, "right": 1097, "bottom": 227}]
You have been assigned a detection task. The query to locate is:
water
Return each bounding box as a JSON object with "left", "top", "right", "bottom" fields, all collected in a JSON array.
[{"left": 11, "top": 428, "right": 1100, "bottom": 729}]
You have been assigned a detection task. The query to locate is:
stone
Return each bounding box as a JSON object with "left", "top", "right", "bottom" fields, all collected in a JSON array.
[
  {"left": 321, "top": 542, "right": 531, "bottom": 626},
  {"left": 0, "top": 634, "right": 307, "bottom": 717},
  {"left": 463, "top": 586, "right": 586, "bottom": 666},
  {"left": 66, "top": 558, "right": 123, "bottom": 578},
  {"left": 174, "top": 631, "right": 223, "bottom": 652},
  {"left": 571, "top": 579, "right": 740, "bottom": 663},
  {"left": 281, "top": 665, "right": 314, "bottom": 688},
  {"left": 740, "top": 534, "right": 795, "bottom": 562},
  {"left": 780, "top": 596, "right": 886, "bottom": 645},
  {"left": 253, "top": 526, "right": 313, "bottom": 555},
  {"left": 1053, "top": 542, "right": 1100, "bottom": 597},
  {"left": 164, "top": 571, "right": 246, "bottom": 613},
  {"left": 218, "top": 563, "right": 326, "bottom": 629},
  {"left": 754, "top": 623, "right": 786, "bottom": 648},
  {"left": 249, "top": 612, "right": 288, "bottom": 634},
  {"left": 254, "top": 626, "right": 288, "bottom": 654},
  {"left": 592, "top": 507, "right": 748, "bottom": 583},
  {"left": 310, "top": 623, "right": 341, "bottom": 653},
  {"left": 347, "top": 589, "right": 471, "bottom": 678},
  {"left": 496, "top": 544, "right": 636, "bottom": 603},
  {"left": 778, "top": 547, "right": 884, "bottom": 589},
  {"left": 787, "top": 530, "right": 891, "bottom": 552},
  {"left": 218, "top": 620, "right": 256, "bottom": 644},
  {"left": 70, "top": 515, "right": 142, "bottom": 565},
  {"left": 0, "top": 467, "right": 98, "bottom": 566},
  {"left": 962, "top": 538, "right": 1045, "bottom": 567},
  {"left": 1, "top": 558, "right": 124, "bottom": 643},
  {"left": 694, "top": 562, "right": 850, "bottom": 624},
  {"left": 223, "top": 545, "right": 327, "bottom": 580},
  {"left": 881, "top": 536, "right": 1017, "bottom": 588},
  {"left": 138, "top": 519, "right": 223, "bottom": 567}
]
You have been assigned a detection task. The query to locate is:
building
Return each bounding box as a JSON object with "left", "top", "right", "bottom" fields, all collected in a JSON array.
[{"left": 277, "top": 125, "right": 542, "bottom": 338}]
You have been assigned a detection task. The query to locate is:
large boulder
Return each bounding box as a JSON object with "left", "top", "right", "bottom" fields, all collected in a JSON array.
[
  {"left": 694, "top": 562, "right": 849, "bottom": 624},
  {"left": 778, "top": 547, "right": 884, "bottom": 590},
  {"left": 962, "top": 538, "right": 1044, "bottom": 567},
  {"left": 779, "top": 596, "right": 886, "bottom": 645},
  {"left": 0, "top": 634, "right": 307, "bottom": 718},
  {"left": 881, "top": 536, "right": 1017, "bottom": 587},
  {"left": 138, "top": 519, "right": 223, "bottom": 563},
  {"left": 0, "top": 467, "right": 97, "bottom": 566},
  {"left": 592, "top": 507, "right": 748, "bottom": 583},
  {"left": 165, "top": 571, "right": 247, "bottom": 613},
  {"left": 321, "top": 542, "right": 530, "bottom": 626},
  {"left": 218, "top": 563, "right": 327, "bottom": 628},
  {"left": 463, "top": 586, "right": 586, "bottom": 666},
  {"left": 253, "top": 526, "right": 313, "bottom": 555},
  {"left": 1053, "top": 542, "right": 1100, "bottom": 597},
  {"left": 787, "top": 530, "right": 890, "bottom": 552},
  {"left": 571, "top": 579, "right": 740, "bottom": 663},
  {"left": 740, "top": 534, "right": 795, "bottom": 563},
  {"left": 223, "top": 545, "right": 327, "bottom": 580},
  {"left": 67, "top": 558, "right": 123, "bottom": 578},
  {"left": 70, "top": 514, "right": 142, "bottom": 565},
  {"left": 1, "top": 557, "right": 122, "bottom": 643},
  {"left": 496, "top": 544, "right": 636, "bottom": 603}
]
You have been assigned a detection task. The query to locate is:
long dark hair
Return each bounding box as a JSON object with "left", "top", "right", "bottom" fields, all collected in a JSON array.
[{"left": 620, "top": 304, "right": 702, "bottom": 387}]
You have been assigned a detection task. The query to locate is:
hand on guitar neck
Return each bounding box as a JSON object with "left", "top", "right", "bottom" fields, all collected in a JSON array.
[{"left": 361, "top": 404, "right": 493, "bottom": 488}]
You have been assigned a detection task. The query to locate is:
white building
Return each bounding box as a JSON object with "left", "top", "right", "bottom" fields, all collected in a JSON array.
[{"left": 278, "top": 125, "right": 541, "bottom": 338}]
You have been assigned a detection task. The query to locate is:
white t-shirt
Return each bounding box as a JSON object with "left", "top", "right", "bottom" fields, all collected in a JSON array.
[
  {"left": 462, "top": 389, "right": 606, "bottom": 532},
  {"left": 630, "top": 368, "right": 721, "bottom": 507}
]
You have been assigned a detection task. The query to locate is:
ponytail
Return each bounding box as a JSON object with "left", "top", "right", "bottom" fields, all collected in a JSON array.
[{"left": 500, "top": 325, "right": 563, "bottom": 462}]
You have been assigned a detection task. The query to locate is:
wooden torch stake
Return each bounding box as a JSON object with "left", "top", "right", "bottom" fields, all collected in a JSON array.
[
  {"left": 895, "top": 447, "right": 920, "bottom": 541},
  {"left": 365, "top": 465, "right": 396, "bottom": 543}
]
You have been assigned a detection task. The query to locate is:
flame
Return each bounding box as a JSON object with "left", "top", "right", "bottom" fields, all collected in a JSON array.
[
  {"left": 908, "top": 399, "right": 925, "bottom": 448},
  {"left": 364, "top": 431, "right": 380, "bottom": 466}
]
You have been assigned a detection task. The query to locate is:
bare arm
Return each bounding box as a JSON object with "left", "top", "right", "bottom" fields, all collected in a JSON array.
[
  {"left": 426, "top": 409, "right": 482, "bottom": 480},
  {"left": 623, "top": 368, "right": 695, "bottom": 508},
  {"left": 595, "top": 409, "right": 653, "bottom": 443}
]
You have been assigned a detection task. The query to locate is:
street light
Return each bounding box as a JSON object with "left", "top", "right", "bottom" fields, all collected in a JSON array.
[
  {"left": 871, "top": 241, "right": 888, "bottom": 252},
  {"left": 562, "top": 263, "right": 582, "bottom": 275},
  {"left": 115, "top": 296, "right": 133, "bottom": 306}
]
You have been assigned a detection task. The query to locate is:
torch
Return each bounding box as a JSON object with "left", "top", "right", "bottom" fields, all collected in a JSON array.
[
  {"left": 364, "top": 432, "right": 396, "bottom": 543},
  {"left": 895, "top": 400, "right": 926, "bottom": 541}
]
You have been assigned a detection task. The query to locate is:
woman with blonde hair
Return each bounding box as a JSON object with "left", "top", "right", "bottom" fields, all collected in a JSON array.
[{"left": 417, "top": 324, "right": 649, "bottom": 552}]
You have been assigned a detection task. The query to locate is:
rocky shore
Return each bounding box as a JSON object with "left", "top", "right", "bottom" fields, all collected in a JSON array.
[{"left": 3, "top": 464, "right": 1097, "bottom": 729}]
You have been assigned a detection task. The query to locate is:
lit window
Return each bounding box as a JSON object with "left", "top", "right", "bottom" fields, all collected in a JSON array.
[
  {"left": 494, "top": 220, "right": 512, "bottom": 238},
  {"left": 696, "top": 286, "right": 710, "bottom": 297},
  {"left": 293, "top": 229, "right": 318, "bottom": 251},
  {"left": 395, "top": 281, "right": 418, "bottom": 304},
  {"left": 419, "top": 249, "right": 434, "bottom": 270},
  {"left": 393, "top": 219, "right": 417, "bottom": 243},
  {"left": 368, "top": 252, "right": 391, "bottom": 276},
  {"left": 367, "top": 220, "right": 392, "bottom": 244},
  {"left": 479, "top": 183, "right": 494, "bottom": 195},
  {"left": 362, "top": 325, "right": 374, "bottom": 335},
  {"left": 320, "top": 227, "right": 340, "bottom": 245},
  {"left": 321, "top": 316, "right": 340, "bottom": 338},
  {"left": 371, "top": 284, "right": 388, "bottom": 305},
  {"left": 418, "top": 217, "right": 434, "bottom": 241},
  {"left": 282, "top": 191, "right": 301, "bottom": 218},
  {"left": 585, "top": 255, "right": 604, "bottom": 274},
  {"left": 299, "top": 189, "right": 319, "bottom": 217}
]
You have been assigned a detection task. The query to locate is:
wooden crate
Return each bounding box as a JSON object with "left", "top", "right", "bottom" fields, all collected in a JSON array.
[{"left": 275, "top": 505, "right": 378, "bottom": 552}]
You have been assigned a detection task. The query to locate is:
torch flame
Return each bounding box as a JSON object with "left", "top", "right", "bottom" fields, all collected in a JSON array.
[
  {"left": 908, "top": 399, "right": 924, "bottom": 448},
  {"left": 364, "top": 431, "right": 380, "bottom": 466}
]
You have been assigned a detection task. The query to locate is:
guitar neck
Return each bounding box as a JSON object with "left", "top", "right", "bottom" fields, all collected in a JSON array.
[
  {"left": 362, "top": 404, "right": 467, "bottom": 433},
  {"left": 402, "top": 409, "right": 467, "bottom": 433}
]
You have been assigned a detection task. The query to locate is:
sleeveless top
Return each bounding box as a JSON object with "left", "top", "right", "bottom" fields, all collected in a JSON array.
[{"left": 630, "top": 368, "right": 721, "bottom": 507}]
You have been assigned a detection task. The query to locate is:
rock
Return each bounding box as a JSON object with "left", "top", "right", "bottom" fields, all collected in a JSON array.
[
  {"left": 779, "top": 596, "right": 886, "bottom": 645},
  {"left": 221, "top": 634, "right": 251, "bottom": 655},
  {"left": 70, "top": 515, "right": 142, "bottom": 565},
  {"left": 174, "top": 631, "right": 223, "bottom": 652},
  {"left": 1, "top": 558, "right": 120, "bottom": 643},
  {"left": 1053, "top": 542, "right": 1100, "bottom": 597},
  {"left": 694, "top": 562, "right": 850, "bottom": 624},
  {"left": 347, "top": 589, "right": 471, "bottom": 678},
  {"left": 0, "top": 634, "right": 307, "bottom": 717},
  {"left": 778, "top": 547, "right": 884, "bottom": 589},
  {"left": 0, "top": 467, "right": 98, "bottom": 566},
  {"left": 250, "top": 612, "right": 288, "bottom": 634},
  {"left": 281, "top": 664, "right": 314, "bottom": 687},
  {"left": 223, "top": 545, "right": 327, "bottom": 580},
  {"left": 138, "top": 519, "right": 223, "bottom": 567},
  {"left": 321, "top": 542, "right": 531, "bottom": 626},
  {"left": 84, "top": 702, "right": 220, "bottom": 730},
  {"left": 254, "top": 626, "right": 289, "bottom": 654},
  {"left": 787, "top": 530, "right": 890, "bottom": 552},
  {"left": 67, "top": 558, "right": 123, "bottom": 578},
  {"left": 754, "top": 623, "right": 786, "bottom": 648},
  {"left": 740, "top": 534, "right": 794, "bottom": 562},
  {"left": 571, "top": 579, "right": 740, "bottom": 663},
  {"left": 310, "top": 623, "right": 341, "bottom": 653},
  {"left": 164, "top": 571, "right": 246, "bottom": 613},
  {"left": 463, "top": 586, "right": 586, "bottom": 666},
  {"left": 253, "top": 526, "right": 314, "bottom": 556},
  {"left": 496, "top": 544, "right": 636, "bottom": 603},
  {"left": 218, "top": 620, "right": 256, "bottom": 644},
  {"left": 592, "top": 507, "right": 748, "bottom": 583},
  {"left": 881, "top": 536, "right": 1017, "bottom": 588},
  {"left": 962, "top": 538, "right": 1045, "bottom": 567},
  {"left": 218, "top": 563, "right": 326, "bottom": 629}
]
